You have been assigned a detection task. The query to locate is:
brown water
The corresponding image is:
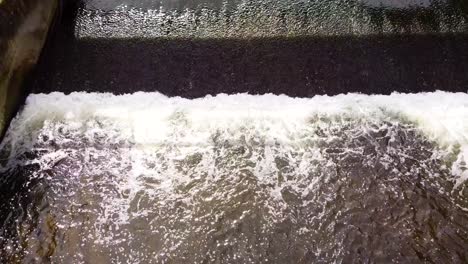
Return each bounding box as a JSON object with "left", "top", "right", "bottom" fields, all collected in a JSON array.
[{"left": 0, "top": 92, "right": 467, "bottom": 263}]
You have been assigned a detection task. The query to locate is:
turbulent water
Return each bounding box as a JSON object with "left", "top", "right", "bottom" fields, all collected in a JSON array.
[
  {"left": 75, "top": 0, "right": 468, "bottom": 39},
  {"left": 0, "top": 91, "right": 468, "bottom": 263}
]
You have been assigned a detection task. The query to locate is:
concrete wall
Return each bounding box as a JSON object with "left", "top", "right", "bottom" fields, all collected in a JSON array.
[{"left": 0, "top": 0, "right": 57, "bottom": 134}]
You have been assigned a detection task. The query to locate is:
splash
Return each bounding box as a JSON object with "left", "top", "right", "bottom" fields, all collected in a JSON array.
[{"left": 0, "top": 91, "right": 467, "bottom": 263}]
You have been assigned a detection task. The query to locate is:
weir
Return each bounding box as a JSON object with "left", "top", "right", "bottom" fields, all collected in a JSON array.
[
  {"left": 1, "top": 0, "right": 468, "bottom": 263},
  {"left": 32, "top": 0, "right": 468, "bottom": 96}
]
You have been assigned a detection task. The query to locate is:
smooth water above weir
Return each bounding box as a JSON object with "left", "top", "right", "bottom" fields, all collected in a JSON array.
[
  {"left": 0, "top": 92, "right": 467, "bottom": 263},
  {"left": 31, "top": 35, "right": 468, "bottom": 97}
]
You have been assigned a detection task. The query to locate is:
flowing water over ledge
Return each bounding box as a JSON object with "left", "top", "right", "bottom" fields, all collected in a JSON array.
[
  {"left": 75, "top": 0, "right": 468, "bottom": 39},
  {"left": 0, "top": 92, "right": 467, "bottom": 263}
]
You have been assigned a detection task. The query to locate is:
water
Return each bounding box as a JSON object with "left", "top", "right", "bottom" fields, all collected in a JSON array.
[
  {"left": 0, "top": 91, "right": 468, "bottom": 263},
  {"left": 75, "top": 0, "right": 468, "bottom": 39},
  {"left": 33, "top": 0, "right": 468, "bottom": 98}
]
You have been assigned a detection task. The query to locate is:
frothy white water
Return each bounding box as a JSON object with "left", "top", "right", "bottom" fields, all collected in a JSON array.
[
  {"left": 1, "top": 91, "right": 468, "bottom": 262},
  {"left": 5, "top": 91, "right": 468, "bottom": 182}
]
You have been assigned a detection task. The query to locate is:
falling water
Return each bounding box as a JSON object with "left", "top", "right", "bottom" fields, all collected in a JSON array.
[
  {"left": 0, "top": 92, "right": 467, "bottom": 263},
  {"left": 75, "top": 0, "right": 468, "bottom": 39}
]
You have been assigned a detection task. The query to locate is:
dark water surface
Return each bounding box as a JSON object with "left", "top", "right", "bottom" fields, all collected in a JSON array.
[{"left": 32, "top": 35, "right": 468, "bottom": 97}]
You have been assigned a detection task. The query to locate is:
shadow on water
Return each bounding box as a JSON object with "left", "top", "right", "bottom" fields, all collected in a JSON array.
[{"left": 31, "top": 34, "right": 468, "bottom": 97}]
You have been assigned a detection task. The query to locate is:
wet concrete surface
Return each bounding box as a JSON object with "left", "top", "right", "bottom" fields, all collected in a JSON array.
[{"left": 0, "top": 0, "right": 57, "bottom": 134}]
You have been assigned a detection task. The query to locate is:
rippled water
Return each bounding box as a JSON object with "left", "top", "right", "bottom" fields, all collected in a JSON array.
[
  {"left": 0, "top": 92, "right": 468, "bottom": 263},
  {"left": 75, "top": 0, "right": 468, "bottom": 39}
]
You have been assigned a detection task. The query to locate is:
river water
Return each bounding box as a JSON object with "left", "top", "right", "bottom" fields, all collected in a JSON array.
[{"left": 0, "top": 92, "right": 467, "bottom": 263}]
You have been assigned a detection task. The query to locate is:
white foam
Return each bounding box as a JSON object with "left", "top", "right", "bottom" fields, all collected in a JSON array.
[
  {"left": 1, "top": 91, "right": 466, "bottom": 185},
  {"left": 2, "top": 91, "right": 468, "bottom": 261},
  {"left": 12, "top": 92, "right": 468, "bottom": 137},
  {"left": 2, "top": 91, "right": 468, "bottom": 182}
]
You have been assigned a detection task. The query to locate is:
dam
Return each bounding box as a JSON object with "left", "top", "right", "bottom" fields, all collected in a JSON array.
[{"left": 1, "top": 0, "right": 468, "bottom": 263}]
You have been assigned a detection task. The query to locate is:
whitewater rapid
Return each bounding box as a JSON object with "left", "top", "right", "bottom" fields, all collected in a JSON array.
[
  {"left": 5, "top": 91, "right": 468, "bottom": 183},
  {"left": 0, "top": 91, "right": 467, "bottom": 263}
]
